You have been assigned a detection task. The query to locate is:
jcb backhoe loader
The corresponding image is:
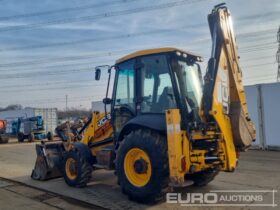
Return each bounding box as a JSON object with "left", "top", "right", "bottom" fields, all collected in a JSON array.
[{"left": 31, "top": 4, "right": 255, "bottom": 203}]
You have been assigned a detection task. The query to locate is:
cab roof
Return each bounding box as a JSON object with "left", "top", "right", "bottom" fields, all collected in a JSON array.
[{"left": 115, "top": 47, "right": 202, "bottom": 64}]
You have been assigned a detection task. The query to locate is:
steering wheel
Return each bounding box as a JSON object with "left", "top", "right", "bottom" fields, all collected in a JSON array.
[
  {"left": 113, "top": 105, "right": 135, "bottom": 132},
  {"left": 143, "top": 95, "right": 152, "bottom": 106},
  {"left": 118, "top": 104, "right": 135, "bottom": 117}
]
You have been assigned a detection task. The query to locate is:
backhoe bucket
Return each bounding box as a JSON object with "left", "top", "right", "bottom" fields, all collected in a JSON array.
[
  {"left": 31, "top": 142, "right": 65, "bottom": 180},
  {"left": 230, "top": 102, "right": 256, "bottom": 151}
]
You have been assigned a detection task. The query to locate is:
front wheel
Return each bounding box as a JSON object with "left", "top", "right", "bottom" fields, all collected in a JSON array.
[
  {"left": 17, "top": 132, "right": 25, "bottom": 142},
  {"left": 47, "top": 132, "right": 53, "bottom": 141},
  {"left": 28, "top": 133, "right": 35, "bottom": 142},
  {"left": 116, "top": 129, "right": 169, "bottom": 203},
  {"left": 62, "top": 150, "right": 93, "bottom": 188}
]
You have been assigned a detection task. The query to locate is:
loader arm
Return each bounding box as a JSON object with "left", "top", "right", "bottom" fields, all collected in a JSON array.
[{"left": 200, "top": 4, "right": 256, "bottom": 152}]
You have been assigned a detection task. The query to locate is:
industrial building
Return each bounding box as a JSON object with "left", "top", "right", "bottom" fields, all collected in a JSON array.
[{"left": 246, "top": 82, "right": 280, "bottom": 150}]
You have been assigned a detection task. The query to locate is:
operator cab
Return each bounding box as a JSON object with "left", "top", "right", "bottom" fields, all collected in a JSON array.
[{"left": 96, "top": 48, "right": 203, "bottom": 136}]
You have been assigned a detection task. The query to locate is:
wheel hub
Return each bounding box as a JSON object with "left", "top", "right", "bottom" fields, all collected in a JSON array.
[
  {"left": 65, "top": 158, "right": 78, "bottom": 180},
  {"left": 124, "top": 148, "right": 152, "bottom": 187},
  {"left": 134, "top": 158, "right": 148, "bottom": 174},
  {"left": 69, "top": 162, "right": 77, "bottom": 174}
]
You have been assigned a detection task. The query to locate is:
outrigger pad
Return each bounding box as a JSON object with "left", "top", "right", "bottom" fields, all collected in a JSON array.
[{"left": 31, "top": 142, "right": 65, "bottom": 180}]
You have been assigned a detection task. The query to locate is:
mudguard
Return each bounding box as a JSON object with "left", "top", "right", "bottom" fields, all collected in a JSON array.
[{"left": 117, "top": 114, "right": 166, "bottom": 142}]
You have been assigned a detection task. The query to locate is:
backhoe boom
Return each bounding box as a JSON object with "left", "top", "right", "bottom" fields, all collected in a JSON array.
[{"left": 201, "top": 4, "right": 256, "bottom": 152}]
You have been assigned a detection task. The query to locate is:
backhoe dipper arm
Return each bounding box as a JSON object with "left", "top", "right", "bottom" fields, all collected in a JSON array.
[{"left": 201, "top": 4, "right": 255, "bottom": 155}]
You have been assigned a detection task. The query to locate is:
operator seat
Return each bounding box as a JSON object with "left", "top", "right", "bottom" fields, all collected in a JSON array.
[{"left": 156, "top": 86, "right": 176, "bottom": 113}]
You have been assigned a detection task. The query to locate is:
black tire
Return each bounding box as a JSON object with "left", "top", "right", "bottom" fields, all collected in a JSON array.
[
  {"left": 116, "top": 129, "right": 169, "bottom": 203},
  {"left": 62, "top": 149, "right": 93, "bottom": 188},
  {"left": 47, "top": 132, "right": 54, "bottom": 141},
  {"left": 188, "top": 169, "right": 219, "bottom": 186},
  {"left": 0, "top": 135, "right": 9, "bottom": 144},
  {"left": 28, "top": 133, "right": 35, "bottom": 142},
  {"left": 17, "top": 132, "right": 25, "bottom": 142}
]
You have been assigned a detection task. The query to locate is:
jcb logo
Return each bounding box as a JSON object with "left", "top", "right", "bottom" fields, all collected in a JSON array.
[
  {"left": 217, "top": 68, "right": 229, "bottom": 114},
  {"left": 221, "top": 81, "right": 229, "bottom": 114},
  {"left": 97, "top": 114, "right": 111, "bottom": 127}
]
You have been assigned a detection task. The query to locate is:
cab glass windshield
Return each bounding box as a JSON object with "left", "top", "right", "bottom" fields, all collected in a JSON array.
[{"left": 171, "top": 55, "right": 202, "bottom": 119}]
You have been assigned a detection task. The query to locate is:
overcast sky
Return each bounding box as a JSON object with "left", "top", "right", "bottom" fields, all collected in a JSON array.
[{"left": 0, "top": 0, "right": 279, "bottom": 109}]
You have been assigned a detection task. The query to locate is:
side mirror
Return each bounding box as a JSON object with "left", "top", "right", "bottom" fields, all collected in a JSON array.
[
  {"left": 103, "top": 97, "right": 112, "bottom": 105},
  {"left": 95, "top": 68, "right": 101, "bottom": 80}
]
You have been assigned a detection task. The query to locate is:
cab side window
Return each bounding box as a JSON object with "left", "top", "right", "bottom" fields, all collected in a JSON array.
[
  {"left": 140, "top": 55, "right": 176, "bottom": 113},
  {"left": 115, "top": 69, "right": 135, "bottom": 110}
]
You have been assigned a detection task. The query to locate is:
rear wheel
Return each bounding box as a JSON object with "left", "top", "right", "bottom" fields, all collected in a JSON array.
[
  {"left": 0, "top": 135, "right": 9, "bottom": 144},
  {"left": 28, "top": 133, "right": 35, "bottom": 142},
  {"left": 116, "top": 129, "right": 169, "bottom": 203},
  {"left": 188, "top": 169, "right": 219, "bottom": 186},
  {"left": 17, "top": 132, "right": 25, "bottom": 142},
  {"left": 62, "top": 150, "right": 93, "bottom": 188}
]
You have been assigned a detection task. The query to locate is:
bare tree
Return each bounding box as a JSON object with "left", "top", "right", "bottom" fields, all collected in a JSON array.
[{"left": 0, "top": 104, "right": 23, "bottom": 112}]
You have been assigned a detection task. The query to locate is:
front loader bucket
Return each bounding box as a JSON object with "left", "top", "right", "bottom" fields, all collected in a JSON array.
[{"left": 31, "top": 142, "right": 65, "bottom": 180}]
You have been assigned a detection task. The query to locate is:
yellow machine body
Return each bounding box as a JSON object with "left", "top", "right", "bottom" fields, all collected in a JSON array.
[
  {"left": 79, "top": 112, "right": 113, "bottom": 156},
  {"left": 31, "top": 111, "right": 114, "bottom": 180}
]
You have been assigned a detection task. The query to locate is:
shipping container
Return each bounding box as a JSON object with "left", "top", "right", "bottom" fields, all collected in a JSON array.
[
  {"left": 0, "top": 108, "right": 57, "bottom": 134},
  {"left": 245, "top": 82, "right": 280, "bottom": 150},
  {"left": 244, "top": 86, "right": 262, "bottom": 148}
]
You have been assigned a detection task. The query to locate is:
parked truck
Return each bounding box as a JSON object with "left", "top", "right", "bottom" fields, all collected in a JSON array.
[{"left": 14, "top": 116, "right": 53, "bottom": 142}]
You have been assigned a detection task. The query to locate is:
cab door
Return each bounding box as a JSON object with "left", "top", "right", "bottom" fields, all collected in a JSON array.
[{"left": 112, "top": 59, "right": 136, "bottom": 136}]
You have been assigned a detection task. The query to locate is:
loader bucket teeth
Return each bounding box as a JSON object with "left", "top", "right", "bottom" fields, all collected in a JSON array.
[{"left": 31, "top": 143, "right": 65, "bottom": 180}]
